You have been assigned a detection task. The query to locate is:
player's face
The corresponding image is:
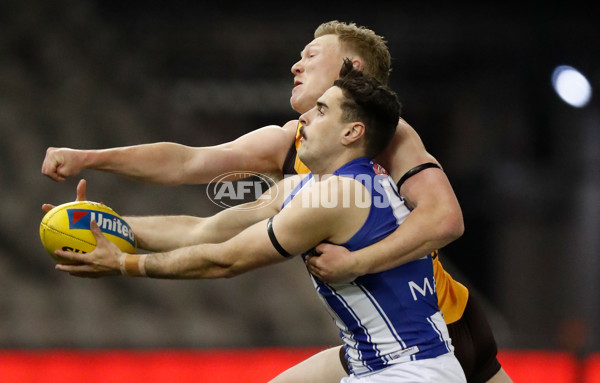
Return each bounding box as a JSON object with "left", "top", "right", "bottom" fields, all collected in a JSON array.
[
  {"left": 290, "top": 34, "right": 348, "bottom": 114},
  {"left": 297, "top": 86, "right": 346, "bottom": 167}
]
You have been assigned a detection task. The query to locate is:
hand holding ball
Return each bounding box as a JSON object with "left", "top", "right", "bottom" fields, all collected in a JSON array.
[{"left": 40, "top": 201, "right": 136, "bottom": 263}]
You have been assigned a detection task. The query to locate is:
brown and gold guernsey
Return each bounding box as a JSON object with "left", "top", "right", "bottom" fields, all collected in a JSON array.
[
  {"left": 282, "top": 121, "right": 311, "bottom": 175},
  {"left": 283, "top": 122, "right": 469, "bottom": 324}
]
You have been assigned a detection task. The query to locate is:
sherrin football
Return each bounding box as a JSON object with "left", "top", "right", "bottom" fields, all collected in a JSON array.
[{"left": 40, "top": 201, "right": 136, "bottom": 263}]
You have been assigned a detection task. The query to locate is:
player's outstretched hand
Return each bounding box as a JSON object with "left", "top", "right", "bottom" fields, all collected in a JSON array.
[
  {"left": 42, "top": 179, "right": 88, "bottom": 213},
  {"left": 305, "top": 243, "right": 361, "bottom": 284},
  {"left": 55, "top": 220, "right": 122, "bottom": 278},
  {"left": 42, "top": 147, "right": 85, "bottom": 181}
]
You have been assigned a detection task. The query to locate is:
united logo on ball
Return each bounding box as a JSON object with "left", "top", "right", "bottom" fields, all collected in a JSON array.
[{"left": 40, "top": 201, "right": 136, "bottom": 263}]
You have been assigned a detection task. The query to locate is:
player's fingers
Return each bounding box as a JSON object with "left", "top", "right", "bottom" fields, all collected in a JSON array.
[
  {"left": 89, "top": 219, "right": 106, "bottom": 242},
  {"left": 306, "top": 253, "right": 322, "bottom": 265},
  {"left": 54, "top": 249, "right": 87, "bottom": 264},
  {"left": 43, "top": 170, "right": 64, "bottom": 182},
  {"left": 55, "top": 264, "right": 102, "bottom": 278},
  {"left": 56, "top": 264, "right": 85, "bottom": 272},
  {"left": 42, "top": 156, "right": 64, "bottom": 182},
  {"left": 304, "top": 254, "right": 315, "bottom": 266},
  {"left": 305, "top": 257, "right": 320, "bottom": 273},
  {"left": 306, "top": 263, "right": 318, "bottom": 277},
  {"left": 42, "top": 203, "right": 55, "bottom": 213},
  {"left": 76, "top": 179, "right": 87, "bottom": 201},
  {"left": 41, "top": 154, "right": 52, "bottom": 176},
  {"left": 315, "top": 242, "right": 332, "bottom": 253}
]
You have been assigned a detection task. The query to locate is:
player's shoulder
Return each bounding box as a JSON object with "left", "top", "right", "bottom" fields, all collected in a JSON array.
[
  {"left": 316, "top": 174, "right": 369, "bottom": 202},
  {"left": 236, "top": 121, "right": 297, "bottom": 152},
  {"left": 394, "top": 117, "right": 418, "bottom": 140},
  {"left": 376, "top": 118, "right": 439, "bottom": 180},
  {"left": 258, "top": 120, "right": 298, "bottom": 143},
  {"left": 281, "top": 119, "right": 300, "bottom": 133}
]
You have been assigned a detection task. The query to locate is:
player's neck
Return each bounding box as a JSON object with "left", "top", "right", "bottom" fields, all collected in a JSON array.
[{"left": 308, "top": 152, "right": 363, "bottom": 175}]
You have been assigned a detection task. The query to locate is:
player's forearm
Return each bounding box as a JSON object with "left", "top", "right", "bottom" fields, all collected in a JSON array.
[
  {"left": 124, "top": 215, "right": 209, "bottom": 252},
  {"left": 352, "top": 172, "right": 463, "bottom": 275},
  {"left": 141, "top": 243, "right": 238, "bottom": 279},
  {"left": 400, "top": 169, "right": 464, "bottom": 249},
  {"left": 83, "top": 143, "right": 197, "bottom": 185},
  {"left": 353, "top": 205, "right": 462, "bottom": 275},
  {"left": 127, "top": 215, "right": 251, "bottom": 253},
  {"left": 140, "top": 221, "right": 279, "bottom": 279},
  {"left": 126, "top": 182, "right": 282, "bottom": 252}
]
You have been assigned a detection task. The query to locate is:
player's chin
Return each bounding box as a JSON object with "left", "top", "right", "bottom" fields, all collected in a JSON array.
[
  {"left": 289, "top": 94, "right": 300, "bottom": 111},
  {"left": 290, "top": 93, "right": 309, "bottom": 114}
]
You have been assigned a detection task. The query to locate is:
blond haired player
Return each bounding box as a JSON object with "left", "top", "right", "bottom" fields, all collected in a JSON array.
[{"left": 41, "top": 21, "right": 511, "bottom": 383}]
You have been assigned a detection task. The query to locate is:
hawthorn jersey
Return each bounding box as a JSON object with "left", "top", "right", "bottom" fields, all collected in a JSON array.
[
  {"left": 282, "top": 157, "right": 454, "bottom": 376},
  {"left": 281, "top": 122, "right": 468, "bottom": 324}
]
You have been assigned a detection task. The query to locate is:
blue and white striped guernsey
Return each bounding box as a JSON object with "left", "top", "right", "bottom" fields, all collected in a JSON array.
[{"left": 282, "top": 157, "right": 454, "bottom": 376}]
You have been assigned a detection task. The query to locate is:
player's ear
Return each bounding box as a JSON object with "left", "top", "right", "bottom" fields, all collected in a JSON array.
[
  {"left": 351, "top": 58, "right": 364, "bottom": 71},
  {"left": 341, "top": 122, "right": 365, "bottom": 146}
]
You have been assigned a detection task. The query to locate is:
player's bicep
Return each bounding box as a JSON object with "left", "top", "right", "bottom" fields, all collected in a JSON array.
[
  {"left": 267, "top": 193, "right": 338, "bottom": 258},
  {"left": 185, "top": 123, "right": 296, "bottom": 180},
  {"left": 217, "top": 218, "right": 291, "bottom": 276},
  {"left": 376, "top": 118, "right": 439, "bottom": 182}
]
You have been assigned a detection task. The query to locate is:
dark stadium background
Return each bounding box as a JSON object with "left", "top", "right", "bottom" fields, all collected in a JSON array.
[{"left": 1, "top": 0, "right": 599, "bottom": 381}]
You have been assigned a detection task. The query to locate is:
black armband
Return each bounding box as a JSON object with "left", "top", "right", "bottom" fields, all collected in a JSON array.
[
  {"left": 267, "top": 217, "right": 293, "bottom": 258},
  {"left": 397, "top": 162, "right": 442, "bottom": 190}
]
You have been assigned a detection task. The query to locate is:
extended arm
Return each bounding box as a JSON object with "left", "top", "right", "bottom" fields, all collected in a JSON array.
[
  {"left": 370, "top": 118, "right": 464, "bottom": 260},
  {"left": 308, "top": 119, "right": 463, "bottom": 283},
  {"left": 55, "top": 177, "right": 363, "bottom": 279},
  {"left": 124, "top": 176, "right": 301, "bottom": 252},
  {"left": 42, "top": 121, "right": 297, "bottom": 184}
]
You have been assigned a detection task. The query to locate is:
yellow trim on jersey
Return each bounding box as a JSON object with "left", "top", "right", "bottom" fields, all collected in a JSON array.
[
  {"left": 294, "top": 123, "right": 311, "bottom": 174},
  {"left": 433, "top": 255, "right": 469, "bottom": 324}
]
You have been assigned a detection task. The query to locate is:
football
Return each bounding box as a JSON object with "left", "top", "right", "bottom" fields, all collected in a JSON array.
[{"left": 40, "top": 200, "right": 136, "bottom": 263}]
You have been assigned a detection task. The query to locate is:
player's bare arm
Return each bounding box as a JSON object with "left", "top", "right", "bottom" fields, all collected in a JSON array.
[
  {"left": 42, "top": 121, "right": 298, "bottom": 184},
  {"left": 308, "top": 118, "right": 464, "bottom": 283},
  {"left": 124, "top": 175, "right": 301, "bottom": 252},
  {"left": 378, "top": 117, "right": 464, "bottom": 250},
  {"left": 55, "top": 176, "right": 368, "bottom": 279}
]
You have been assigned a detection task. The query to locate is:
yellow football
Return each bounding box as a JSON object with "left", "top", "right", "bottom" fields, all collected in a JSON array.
[{"left": 40, "top": 200, "right": 136, "bottom": 263}]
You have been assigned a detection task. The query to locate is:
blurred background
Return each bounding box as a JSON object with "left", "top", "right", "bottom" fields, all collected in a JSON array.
[{"left": 1, "top": 0, "right": 599, "bottom": 361}]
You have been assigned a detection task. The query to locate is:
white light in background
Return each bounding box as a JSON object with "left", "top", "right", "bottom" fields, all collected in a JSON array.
[{"left": 552, "top": 65, "right": 592, "bottom": 108}]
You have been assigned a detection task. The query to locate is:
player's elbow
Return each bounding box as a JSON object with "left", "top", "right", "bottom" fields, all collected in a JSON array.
[
  {"left": 219, "top": 264, "right": 243, "bottom": 278},
  {"left": 436, "top": 208, "right": 464, "bottom": 244},
  {"left": 185, "top": 263, "right": 240, "bottom": 279},
  {"left": 210, "top": 258, "right": 247, "bottom": 279}
]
